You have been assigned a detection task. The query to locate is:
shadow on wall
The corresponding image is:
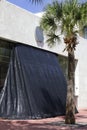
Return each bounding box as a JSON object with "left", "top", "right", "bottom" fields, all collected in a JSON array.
[{"left": 35, "top": 26, "right": 44, "bottom": 47}]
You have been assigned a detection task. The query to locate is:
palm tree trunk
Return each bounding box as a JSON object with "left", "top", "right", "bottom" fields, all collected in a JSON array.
[{"left": 65, "top": 50, "right": 75, "bottom": 124}]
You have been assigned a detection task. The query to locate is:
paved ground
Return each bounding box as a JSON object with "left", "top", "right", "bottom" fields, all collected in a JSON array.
[{"left": 0, "top": 109, "right": 87, "bottom": 130}]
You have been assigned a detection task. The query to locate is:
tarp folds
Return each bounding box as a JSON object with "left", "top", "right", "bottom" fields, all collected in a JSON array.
[{"left": 0, "top": 44, "right": 67, "bottom": 119}]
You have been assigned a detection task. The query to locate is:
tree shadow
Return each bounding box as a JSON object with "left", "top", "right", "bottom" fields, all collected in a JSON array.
[
  {"left": 0, "top": 119, "right": 87, "bottom": 130},
  {"left": 0, "top": 120, "right": 58, "bottom": 130},
  {"left": 76, "top": 115, "right": 87, "bottom": 118}
]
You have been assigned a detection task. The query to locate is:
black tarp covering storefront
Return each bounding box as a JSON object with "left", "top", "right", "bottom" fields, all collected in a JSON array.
[{"left": 0, "top": 44, "right": 67, "bottom": 119}]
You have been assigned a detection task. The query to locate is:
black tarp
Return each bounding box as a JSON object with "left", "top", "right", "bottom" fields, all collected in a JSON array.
[{"left": 0, "top": 44, "right": 67, "bottom": 119}]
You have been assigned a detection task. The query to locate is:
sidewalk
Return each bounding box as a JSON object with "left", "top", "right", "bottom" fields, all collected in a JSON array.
[{"left": 0, "top": 109, "right": 87, "bottom": 130}]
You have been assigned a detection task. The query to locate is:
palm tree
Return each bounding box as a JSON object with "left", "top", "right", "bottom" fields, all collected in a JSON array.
[{"left": 40, "top": 0, "right": 87, "bottom": 124}]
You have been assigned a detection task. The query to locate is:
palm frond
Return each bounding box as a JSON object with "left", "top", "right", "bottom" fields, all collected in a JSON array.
[
  {"left": 40, "top": 0, "right": 87, "bottom": 51},
  {"left": 47, "top": 32, "right": 60, "bottom": 47},
  {"left": 28, "top": 0, "right": 42, "bottom": 4},
  {"left": 40, "top": 14, "right": 57, "bottom": 32},
  {"left": 44, "top": 1, "right": 62, "bottom": 21},
  {"left": 78, "top": 2, "right": 87, "bottom": 31}
]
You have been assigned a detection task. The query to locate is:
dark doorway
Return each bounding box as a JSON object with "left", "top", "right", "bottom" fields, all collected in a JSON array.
[{"left": 0, "top": 40, "right": 12, "bottom": 92}]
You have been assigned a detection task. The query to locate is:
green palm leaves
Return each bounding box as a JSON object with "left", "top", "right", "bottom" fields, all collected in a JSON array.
[
  {"left": 28, "top": 0, "right": 42, "bottom": 4},
  {"left": 40, "top": 0, "right": 87, "bottom": 124},
  {"left": 40, "top": 1, "right": 62, "bottom": 46},
  {"left": 40, "top": 0, "right": 87, "bottom": 51}
]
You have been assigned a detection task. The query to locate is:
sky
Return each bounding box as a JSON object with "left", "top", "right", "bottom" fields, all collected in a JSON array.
[
  {"left": 7, "top": 0, "right": 53, "bottom": 13},
  {"left": 7, "top": 0, "right": 87, "bottom": 13}
]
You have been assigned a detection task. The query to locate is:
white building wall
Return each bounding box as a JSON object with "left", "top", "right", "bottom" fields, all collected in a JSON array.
[
  {"left": 75, "top": 37, "right": 87, "bottom": 108},
  {"left": 0, "top": 0, "right": 67, "bottom": 56},
  {"left": 0, "top": 0, "right": 87, "bottom": 108},
  {"left": 0, "top": 0, "right": 40, "bottom": 46}
]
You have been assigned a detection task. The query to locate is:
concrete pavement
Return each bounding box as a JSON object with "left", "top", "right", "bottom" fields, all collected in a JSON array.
[{"left": 0, "top": 109, "right": 87, "bottom": 130}]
